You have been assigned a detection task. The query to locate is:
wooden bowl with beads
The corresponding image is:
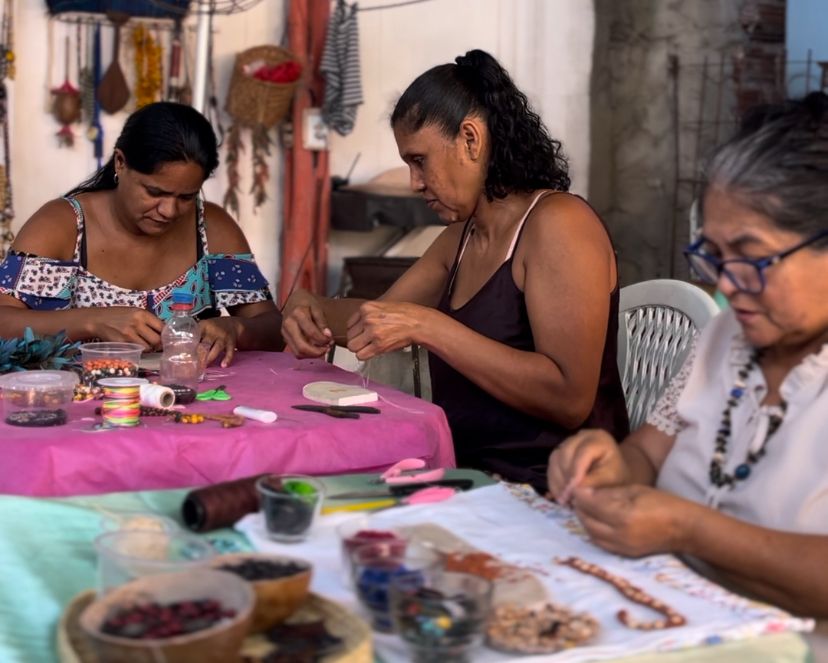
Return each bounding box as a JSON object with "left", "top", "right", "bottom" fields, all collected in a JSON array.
[
  {"left": 210, "top": 552, "right": 312, "bottom": 633},
  {"left": 78, "top": 569, "right": 254, "bottom": 663}
]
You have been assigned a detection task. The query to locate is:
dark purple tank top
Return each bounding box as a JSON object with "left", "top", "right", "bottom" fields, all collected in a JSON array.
[{"left": 428, "top": 193, "right": 629, "bottom": 491}]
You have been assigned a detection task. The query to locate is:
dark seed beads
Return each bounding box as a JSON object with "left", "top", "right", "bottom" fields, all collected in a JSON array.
[
  {"left": 217, "top": 559, "right": 307, "bottom": 581},
  {"left": 5, "top": 409, "right": 67, "bottom": 427},
  {"left": 101, "top": 599, "right": 236, "bottom": 640},
  {"left": 709, "top": 351, "right": 787, "bottom": 488},
  {"left": 558, "top": 557, "right": 686, "bottom": 630}
]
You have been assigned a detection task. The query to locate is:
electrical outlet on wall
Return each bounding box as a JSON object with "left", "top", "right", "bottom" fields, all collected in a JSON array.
[{"left": 302, "top": 107, "right": 329, "bottom": 151}]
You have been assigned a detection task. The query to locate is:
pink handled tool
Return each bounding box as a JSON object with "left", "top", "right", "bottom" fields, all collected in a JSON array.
[{"left": 380, "top": 458, "right": 446, "bottom": 485}]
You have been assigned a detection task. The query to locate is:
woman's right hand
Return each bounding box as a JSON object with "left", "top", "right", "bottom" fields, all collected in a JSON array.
[
  {"left": 280, "top": 289, "right": 333, "bottom": 358},
  {"left": 547, "top": 429, "right": 630, "bottom": 505},
  {"left": 87, "top": 306, "right": 165, "bottom": 349}
]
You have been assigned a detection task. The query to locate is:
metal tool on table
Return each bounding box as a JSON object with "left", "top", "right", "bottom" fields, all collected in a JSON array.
[
  {"left": 327, "top": 479, "right": 474, "bottom": 500},
  {"left": 291, "top": 404, "right": 380, "bottom": 419}
]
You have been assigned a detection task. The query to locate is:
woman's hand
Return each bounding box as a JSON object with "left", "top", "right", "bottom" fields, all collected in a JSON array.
[
  {"left": 346, "top": 301, "right": 428, "bottom": 360},
  {"left": 87, "top": 307, "right": 165, "bottom": 349},
  {"left": 198, "top": 317, "right": 242, "bottom": 367},
  {"left": 280, "top": 289, "right": 333, "bottom": 358},
  {"left": 571, "top": 484, "right": 699, "bottom": 557},
  {"left": 547, "top": 429, "right": 630, "bottom": 505}
]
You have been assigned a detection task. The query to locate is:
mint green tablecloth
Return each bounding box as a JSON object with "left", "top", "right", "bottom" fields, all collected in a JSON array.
[{"left": 0, "top": 471, "right": 811, "bottom": 663}]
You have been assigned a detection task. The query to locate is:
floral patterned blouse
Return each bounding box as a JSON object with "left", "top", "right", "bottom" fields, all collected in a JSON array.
[{"left": 0, "top": 196, "right": 273, "bottom": 321}]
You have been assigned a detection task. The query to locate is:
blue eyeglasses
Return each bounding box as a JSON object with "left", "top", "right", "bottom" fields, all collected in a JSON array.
[{"left": 683, "top": 229, "right": 828, "bottom": 294}]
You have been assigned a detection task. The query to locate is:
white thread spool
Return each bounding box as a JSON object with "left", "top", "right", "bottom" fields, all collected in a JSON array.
[
  {"left": 232, "top": 406, "right": 277, "bottom": 423},
  {"left": 139, "top": 383, "right": 176, "bottom": 409}
]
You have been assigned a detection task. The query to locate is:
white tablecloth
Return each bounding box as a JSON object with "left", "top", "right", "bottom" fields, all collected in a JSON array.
[{"left": 236, "top": 483, "right": 813, "bottom": 662}]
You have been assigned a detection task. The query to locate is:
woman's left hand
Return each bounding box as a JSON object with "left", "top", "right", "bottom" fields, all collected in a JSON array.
[
  {"left": 571, "top": 484, "right": 699, "bottom": 557},
  {"left": 346, "top": 301, "right": 428, "bottom": 360},
  {"left": 198, "top": 317, "right": 242, "bottom": 368}
]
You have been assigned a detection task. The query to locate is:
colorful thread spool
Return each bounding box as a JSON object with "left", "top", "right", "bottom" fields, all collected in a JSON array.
[{"left": 98, "top": 378, "right": 145, "bottom": 428}]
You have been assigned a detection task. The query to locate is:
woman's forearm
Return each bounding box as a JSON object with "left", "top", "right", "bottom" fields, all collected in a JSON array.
[
  {"left": 417, "top": 309, "right": 595, "bottom": 428},
  {"left": 0, "top": 306, "right": 93, "bottom": 341},
  {"left": 235, "top": 310, "right": 285, "bottom": 351},
  {"left": 681, "top": 504, "right": 828, "bottom": 617}
]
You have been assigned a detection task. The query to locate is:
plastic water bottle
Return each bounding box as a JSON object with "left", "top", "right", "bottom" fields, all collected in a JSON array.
[{"left": 159, "top": 290, "right": 201, "bottom": 389}]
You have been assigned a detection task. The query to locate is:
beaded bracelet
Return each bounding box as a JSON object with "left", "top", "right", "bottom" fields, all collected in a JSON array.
[{"left": 557, "top": 557, "right": 686, "bottom": 630}]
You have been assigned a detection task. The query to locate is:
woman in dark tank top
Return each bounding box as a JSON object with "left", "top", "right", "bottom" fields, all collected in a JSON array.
[{"left": 281, "top": 50, "right": 629, "bottom": 492}]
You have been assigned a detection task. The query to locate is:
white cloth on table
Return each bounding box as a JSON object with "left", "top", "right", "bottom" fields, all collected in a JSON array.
[
  {"left": 236, "top": 483, "right": 812, "bottom": 663},
  {"left": 650, "top": 307, "right": 828, "bottom": 529},
  {"left": 320, "top": 0, "right": 363, "bottom": 136}
]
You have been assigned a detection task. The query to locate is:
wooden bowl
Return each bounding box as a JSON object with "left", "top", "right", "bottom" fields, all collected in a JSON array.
[
  {"left": 78, "top": 569, "right": 254, "bottom": 663},
  {"left": 211, "top": 552, "right": 312, "bottom": 632}
]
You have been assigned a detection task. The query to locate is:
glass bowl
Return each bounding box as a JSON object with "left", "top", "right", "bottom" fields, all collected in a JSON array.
[
  {"left": 256, "top": 475, "right": 324, "bottom": 543},
  {"left": 94, "top": 529, "right": 215, "bottom": 594},
  {"left": 391, "top": 570, "right": 492, "bottom": 663}
]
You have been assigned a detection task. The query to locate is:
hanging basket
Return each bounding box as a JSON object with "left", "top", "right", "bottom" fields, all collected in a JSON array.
[{"left": 225, "top": 45, "right": 300, "bottom": 129}]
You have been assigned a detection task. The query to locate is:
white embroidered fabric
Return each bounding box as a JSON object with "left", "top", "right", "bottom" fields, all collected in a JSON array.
[{"left": 645, "top": 338, "right": 697, "bottom": 436}]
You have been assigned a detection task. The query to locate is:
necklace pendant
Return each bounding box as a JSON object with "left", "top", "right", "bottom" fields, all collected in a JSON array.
[{"left": 734, "top": 463, "right": 751, "bottom": 480}]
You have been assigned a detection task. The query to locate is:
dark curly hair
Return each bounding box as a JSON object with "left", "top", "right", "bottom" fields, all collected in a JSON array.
[
  {"left": 391, "top": 49, "right": 569, "bottom": 200},
  {"left": 67, "top": 102, "right": 219, "bottom": 196},
  {"left": 704, "top": 91, "right": 828, "bottom": 245}
]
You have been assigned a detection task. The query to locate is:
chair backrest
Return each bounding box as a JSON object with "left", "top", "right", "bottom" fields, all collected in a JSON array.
[{"left": 617, "top": 279, "right": 720, "bottom": 430}]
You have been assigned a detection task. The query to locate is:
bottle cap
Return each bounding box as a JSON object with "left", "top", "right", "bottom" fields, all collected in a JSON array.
[{"left": 171, "top": 289, "right": 195, "bottom": 305}]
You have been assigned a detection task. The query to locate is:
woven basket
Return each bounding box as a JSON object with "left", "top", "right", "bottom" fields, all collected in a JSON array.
[{"left": 225, "top": 45, "right": 299, "bottom": 129}]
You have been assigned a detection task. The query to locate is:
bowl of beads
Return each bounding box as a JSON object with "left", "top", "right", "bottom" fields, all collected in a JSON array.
[
  {"left": 350, "top": 540, "right": 443, "bottom": 632},
  {"left": 79, "top": 342, "right": 143, "bottom": 386},
  {"left": 94, "top": 529, "right": 216, "bottom": 594},
  {"left": 211, "top": 552, "right": 312, "bottom": 632},
  {"left": 390, "top": 570, "right": 492, "bottom": 663},
  {"left": 100, "top": 510, "right": 181, "bottom": 535},
  {"left": 0, "top": 369, "right": 79, "bottom": 427},
  {"left": 336, "top": 516, "right": 409, "bottom": 583},
  {"left": 255, "top": 475, "right": 324, "bottom": 542},
  {"left": 78, "top": 568, "right": 254, "bottom": 663}
]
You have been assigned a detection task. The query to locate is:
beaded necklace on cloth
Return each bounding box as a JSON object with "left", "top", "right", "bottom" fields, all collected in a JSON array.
[{"left": 709, "top": 350, "right": 787, "bottom": 488}]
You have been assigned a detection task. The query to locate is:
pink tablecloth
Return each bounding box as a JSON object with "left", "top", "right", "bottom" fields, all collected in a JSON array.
[{"left": 1, "top": 352, "right": 455, "bottom": 497}]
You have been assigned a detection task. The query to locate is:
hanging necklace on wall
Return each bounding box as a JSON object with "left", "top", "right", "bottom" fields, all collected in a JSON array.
[
  {"left": 0, "top": 0, "right": 15, "bottom": 259},
  {"left": 709, "top": 350, "right": 787, "bottom": 488}
]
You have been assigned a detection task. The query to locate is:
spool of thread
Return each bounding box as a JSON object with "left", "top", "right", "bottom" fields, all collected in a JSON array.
[
  {"left": 232, "top": 406, "right": 277, "bottom": 423},
  {"left": 98, "top": 378, "right": 144, "bottom": 428},
  {"left": 182, "top": 474, "right": 267, "bottom": 532},
  {"left": 140, "top": 383, "right": 175, "bottom": 409}
]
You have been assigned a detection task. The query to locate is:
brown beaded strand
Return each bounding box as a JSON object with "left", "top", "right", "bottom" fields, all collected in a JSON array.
[{"left": 557, "top": 557, "right": 686, "bottom": 630}]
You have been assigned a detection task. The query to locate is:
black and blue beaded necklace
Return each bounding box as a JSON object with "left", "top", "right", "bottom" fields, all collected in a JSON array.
[{"left": 709, "top": 351, "right": 787, "bottom": 488}]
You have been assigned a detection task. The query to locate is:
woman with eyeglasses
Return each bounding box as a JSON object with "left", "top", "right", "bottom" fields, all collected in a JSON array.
[{"left": 547, "top": 92, "right": 828, "bottom": 617}]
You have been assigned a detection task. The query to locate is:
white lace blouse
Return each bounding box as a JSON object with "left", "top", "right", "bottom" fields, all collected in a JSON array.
[{"left": 648, "top": 307, "right": 828, "bottom": 535}]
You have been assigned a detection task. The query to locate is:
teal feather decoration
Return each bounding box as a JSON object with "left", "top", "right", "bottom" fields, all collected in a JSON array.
[{"left": 0, "top": 328, "right": 81, "bottom": 374}]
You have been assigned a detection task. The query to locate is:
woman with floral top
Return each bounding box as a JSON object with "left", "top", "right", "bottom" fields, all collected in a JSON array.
[
  {"left": 0, "top": 102, "right": 283, "bottom": 367},
  {"left": 547, "top": 92, "right": 828, "bottom": 617}
]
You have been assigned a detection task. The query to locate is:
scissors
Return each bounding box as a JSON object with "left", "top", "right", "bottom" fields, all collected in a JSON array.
[
  {"left": 374, "top": 457, "right": 446, "bottom": 484},
  {"left": 291, "top": 404, "right": 381, "bottom": 419}
]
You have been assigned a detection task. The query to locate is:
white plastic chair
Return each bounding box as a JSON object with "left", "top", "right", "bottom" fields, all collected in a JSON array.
[{"left": 617, "top": 279, "right": 720, "bottom": 430}]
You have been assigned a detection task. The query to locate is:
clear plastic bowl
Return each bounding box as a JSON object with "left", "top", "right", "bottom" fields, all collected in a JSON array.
[
  {"left": 79, "top": 342, "right": 143, "bottom": 386},
  {"left": 94, "top": 529, "right": 215, "bottom": 594},
  {"left": 0, "top": 370, "right": 79, "bottom": 427},
  {"left": 99, "top": 510, "right": 180, "bottom": 534}
]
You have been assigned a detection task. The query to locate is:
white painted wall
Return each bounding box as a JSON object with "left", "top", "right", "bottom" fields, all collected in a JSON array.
[{"left": 8, "top": 0, "right": 593, "bottom": 292}]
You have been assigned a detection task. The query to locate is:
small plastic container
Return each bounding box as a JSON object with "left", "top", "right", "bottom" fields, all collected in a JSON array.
[
  {"left": 94, "top": 529, "right": 215, "bottom": 594},
  {"left": 255, "top": 475, "right": 324, "bottom": 543},
  {"left": 0, "top": 370, "right": 78, "bottom": 427},
  {"left": 79, "top": 342, "right": 143, "bottom": 386}
]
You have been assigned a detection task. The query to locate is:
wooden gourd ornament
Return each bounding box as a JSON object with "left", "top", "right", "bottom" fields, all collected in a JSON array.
[
  {"left": 97, "top": 11, "right": 130, "bottom": 114},
  {"left": 52, "top": 36, "right": 81, "bottom": 146}
]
